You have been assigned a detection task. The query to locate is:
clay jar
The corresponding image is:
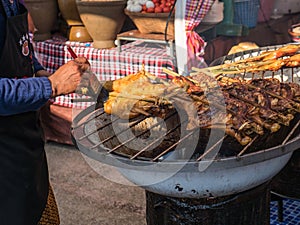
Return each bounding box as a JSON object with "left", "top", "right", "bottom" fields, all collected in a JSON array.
[
  {"left": 57, "top": 0, "right": 92, "bottom": 42},
  {"left": 76, "top": 0, "right": 127, "bottom": 49},
  {"left": 24, "top": 0, "right": 58, "bottom": 41}
]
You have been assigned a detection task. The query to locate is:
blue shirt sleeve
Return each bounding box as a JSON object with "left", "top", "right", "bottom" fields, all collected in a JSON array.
[{"left": 0, "top": 77, "right": 52, "bottom": 115}]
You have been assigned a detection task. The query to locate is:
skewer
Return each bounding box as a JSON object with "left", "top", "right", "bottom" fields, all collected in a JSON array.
[
  {"left": 162, "top": 68, "right": 180, "bottom": 77},
  {"left": 162, "top": 68, "right": 200, "bottom": 84},
  {"left": 192, "top": 47, "right": 300, "bottom": 77},
  {"left": 237, "top": 135, "right": 259, "bottom": 157}
]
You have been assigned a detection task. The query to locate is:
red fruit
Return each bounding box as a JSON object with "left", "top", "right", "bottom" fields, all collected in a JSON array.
[
  {"left": 146, "top": 7, "right": 155, "bottom": 13},
  {"left": 142, "top": 4, "right": 147, "bottom": 11},
  {"left": 163, "top": 6, "right": 170, "bottom": 13},
  {"left": 165, "top": 2, "right": 172, "bottom": 7},
  {"left": 152, "top": 0, "right": 159, "bottom": 3},
  {"left": 154, "top": 6, "right": 163, "bottom": 13}
]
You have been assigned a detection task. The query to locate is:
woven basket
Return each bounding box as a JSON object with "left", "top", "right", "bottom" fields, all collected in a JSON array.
[{"left": 125, "top": 9, "right": 174, "bottom": 36}]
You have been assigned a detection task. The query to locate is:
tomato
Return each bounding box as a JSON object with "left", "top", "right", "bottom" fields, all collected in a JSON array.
[
  {"left": 165, "top": 2, "right": 172, "bottom": 7},
  {"left": 142, "top": 4, "right": 147, "bottom": 11},
  {"left": 160, "top": 3, "right": 166, "bottom": 8},
  {"left": 154, "top": 6, "right": 163, "bottom": 13},
  {"left": 152, "top": 0, "right": 159, "bottom": 3},
  {"left": 146, "top": 7, "right": 155, "bottom": 13},
  {"left": 162, "top": 6, "right": 170, "bottom": 13}
]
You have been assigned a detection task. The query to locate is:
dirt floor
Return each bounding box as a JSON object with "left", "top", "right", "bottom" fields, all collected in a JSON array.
[{"left": 45, "top": 141, "right": 147, "bottom": 225}]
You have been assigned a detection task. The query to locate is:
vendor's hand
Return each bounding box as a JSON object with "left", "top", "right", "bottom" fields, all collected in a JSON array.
[{"left": 48, "top": 57, "right": 90, "bottom": 97}]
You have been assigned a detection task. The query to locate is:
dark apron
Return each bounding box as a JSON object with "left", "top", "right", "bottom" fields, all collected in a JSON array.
[{"left": 0, "top": 3, "right": 49, "bottom": 225}]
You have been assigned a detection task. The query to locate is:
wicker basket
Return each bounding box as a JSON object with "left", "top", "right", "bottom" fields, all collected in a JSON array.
[{"left": 125, "top": 9, "right": 174, "bottom": 36}]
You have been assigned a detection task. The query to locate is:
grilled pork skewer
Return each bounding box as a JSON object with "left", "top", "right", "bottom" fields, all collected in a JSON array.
[
  {"left": 191, "top": 46, "right": 300, "bottom": 75},
  {"left": 165, "top": 68, "right": 292, "bottom": 133}
]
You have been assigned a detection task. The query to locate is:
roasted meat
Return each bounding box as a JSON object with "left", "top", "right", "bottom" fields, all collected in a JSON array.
[{"left": 99, "top": 67, "right": 300, "bottom": 149}]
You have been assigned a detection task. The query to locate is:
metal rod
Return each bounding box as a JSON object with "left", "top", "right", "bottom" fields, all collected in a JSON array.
[
  {"left": 71, "top": 107, "right": 104, "bottom": 130},
  {"left": 108, "top": 112, "right": 179, "bottom": 153},
  {"left": 78, "top": 116, "right": 117, "bottom": 141},
  {"left": 237, "top": 135, "right": 259, "bottom": 157},
  {"left": 71, "top": 98, "right": 95, "bottom": 103},
  {"left": 151, "top": 130, "right": 196, "bottom": 162},
  {"left": 91, "top": 115, "right": 148, "bottom": 150},
  {"left": 196, "top": 135, "right": 227, "bottom": 161},
  {"left": 282, "top": 119, "right": 300, "bottom": 145},
  {"left": 129, "top": 121, "right": 181, "bottom": 160}
]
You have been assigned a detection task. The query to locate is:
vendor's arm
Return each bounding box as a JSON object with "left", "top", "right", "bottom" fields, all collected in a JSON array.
[
  {"left": 0, "top": 77, "right": 51, "bottom": 115},
  {"left": 0, "top": 57, "right": 90, "bottom": 116}
]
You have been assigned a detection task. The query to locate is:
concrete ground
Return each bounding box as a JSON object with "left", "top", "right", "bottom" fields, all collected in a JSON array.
[{"left": 45, "top": 141, "right": 147, "bottom": 225}]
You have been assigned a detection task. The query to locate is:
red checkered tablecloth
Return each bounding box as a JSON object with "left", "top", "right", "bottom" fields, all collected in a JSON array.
[{"left": 34, "top": 39, "right": 176, "bottom": 109}]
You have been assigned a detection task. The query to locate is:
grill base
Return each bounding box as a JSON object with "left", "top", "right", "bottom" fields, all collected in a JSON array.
[
  {"left": 271, "top": 149, "right": 300, "bottom": 200},
  {"left": 146, "top": 182, "right": 270, "bottom": 225}
]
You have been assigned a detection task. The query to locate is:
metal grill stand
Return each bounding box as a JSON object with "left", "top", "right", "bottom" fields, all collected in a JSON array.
[
  {"left": 146, "top": 182, "right": 271, "bottom": 225},
  {"left": 270, "top": 149, "right": 300, "bottom": 221},
  {"left": 271, "top": 149, "right": 300, "bottom": 199}
]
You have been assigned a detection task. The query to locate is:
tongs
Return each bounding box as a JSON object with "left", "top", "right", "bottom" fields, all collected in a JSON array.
[{"left": 67, "top": 46, "right": 110, "bottom": 105}]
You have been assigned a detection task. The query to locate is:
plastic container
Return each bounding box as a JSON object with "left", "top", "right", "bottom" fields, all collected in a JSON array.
[{"left": 233, "top": 0, "right": 260, "bottom": 28}]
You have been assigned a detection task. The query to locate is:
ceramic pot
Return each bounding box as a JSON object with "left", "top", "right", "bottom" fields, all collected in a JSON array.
[
  {"left": 24, "top": 0, "right": 58, "bottom": 41},
  {"left": 57, "top": 0, "right": 92, "bottom": 42},
  {"left": 76, "top": 0, "right": 127, "bottom": 49}
]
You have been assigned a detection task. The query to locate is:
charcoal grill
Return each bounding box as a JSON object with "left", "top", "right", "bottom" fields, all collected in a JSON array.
[
  {"left": 71, "top": 45, "right": 300, "bottom": 198},
  {"left": 71, "top": 43, "right": 300, "bottom": 225},
  {"left": 72, "top": 103, "right": 299, "bottom": 198}
]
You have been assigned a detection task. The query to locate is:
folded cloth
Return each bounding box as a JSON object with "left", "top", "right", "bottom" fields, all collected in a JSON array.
[{"left": 38, "top": 185, "right": 60, "bottom": 225}]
